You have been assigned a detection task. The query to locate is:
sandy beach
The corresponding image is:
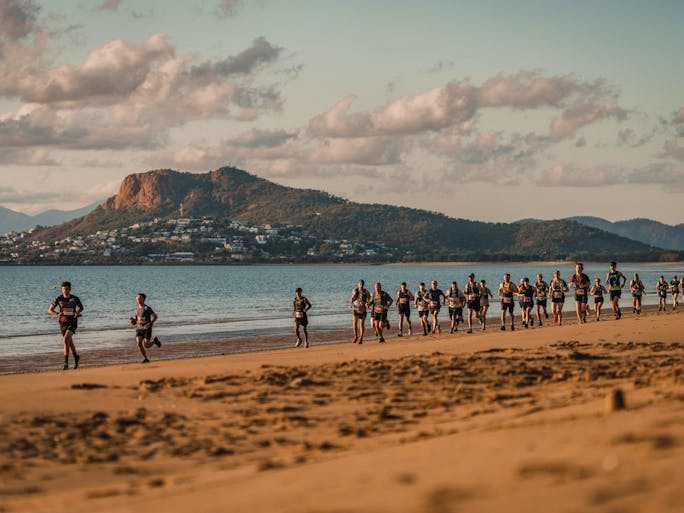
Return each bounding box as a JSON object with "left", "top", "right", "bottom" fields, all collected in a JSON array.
[{"left": 1, "top": 309, "right": 682, "bottom": 513}]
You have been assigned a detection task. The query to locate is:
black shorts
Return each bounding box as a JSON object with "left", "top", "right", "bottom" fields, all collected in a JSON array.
[
  {"left": 594, "top": 297, "right": 604, "bottom": 304},
  {"left": 136, "top": 327, "right": 153, "bottom": 340},
  {"left": 658, "top": 294, "right": 668, "bottom": 300},
  {"left": 551, "top": 295, "right": 565, "bottom": 304},
  {"left": 632, "top": 294, "right": 642, "bottom": 299},
  {"left": 373, "top": 311, "right": 387, "bottom": 322},
  {"left": 429, "top": 306, "right": 440, "bottom": 315},
  {"left": 448, "top": 306, "right": 463, "bottom": 318},
  {"left": 295, "top": 313, "right": 308, "bottom": 326},
  {"left": 575, "top": 294, "right": 588, "bottom": 304},
  {"left": 467, "top": 300, "right": 480, "bottom": 311},
  {"left": 610, "top": 290, "right": 621, "bottom": 299},
  {"left": 501, "top": 300, "right": 514, "bottom": 313},
  {"left": 59, "top": 318, "right": 78, "bottom": 335},
  {"left": 536, "top": 298, "right": 547, "bottom": 307},
  {"left": 397, "top": 303, "right": 411, "bottom": 317},
  {"left": 353, "top": 311, "right": 367, "bottom": 320},
  {"left": 418, "top": 309, "right": 429, "bottom": 318}
]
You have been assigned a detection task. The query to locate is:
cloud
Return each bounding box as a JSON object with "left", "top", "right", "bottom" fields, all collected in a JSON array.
[
  {"left": 0, "top": 147, "right": 57, "bottom": 165},
  {"left": 549, "top": 101, "right": 626, "bottom": 139},
  {"left": 537, "top": 162, "right": 684, "bottom": 189},
  {"left": 191, "top": 37, "right": 282, "bottom": 79},
  {"left": 96, "top": 0, "right": 124, "bottom": 11},
  {"left": 8, "top": 34, "right": 175, "bottom": 105},
  {"left": 309, "top": 72, "right": 615, "bottom": 139},
  {"left": 215, "top": 0, "right": 242, "bottom": 17},
  {"left": 616, "top": 127, "right": 656, "bottom": 148},
  {"left": 673, "top": 107, "right": 684, "bottom": 124},
  {"left": 663, "top": 140, "right": 684, "bottom": 161},
  {"left": 0, "top": 0, "right": 39, "bottom": 41}
]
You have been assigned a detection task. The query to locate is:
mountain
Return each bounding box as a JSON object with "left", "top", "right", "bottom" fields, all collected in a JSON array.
[
  {"left": 0, "top": 202, "right": 101, "bottom": 235},
  {"left": 32, "top": 167, "right": 675, "bottom": 262},
  {"left": 568, "top": 217, "right": 684, "bottom": 251}
]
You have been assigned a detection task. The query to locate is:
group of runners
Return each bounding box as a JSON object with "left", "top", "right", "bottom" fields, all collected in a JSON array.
[
  {"left": 48, "top": 262, "right": 682, "bottom": 367},
  {"left": 49, "top": 282, "right": 162, "bottom": 369},
  {"left": 342, "top": 262, "right": 681, "bottom": 344}
]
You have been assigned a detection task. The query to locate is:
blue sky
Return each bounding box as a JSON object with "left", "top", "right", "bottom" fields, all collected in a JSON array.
[{"left": 1, "top": 0, "right": 683, "bottom": 223}]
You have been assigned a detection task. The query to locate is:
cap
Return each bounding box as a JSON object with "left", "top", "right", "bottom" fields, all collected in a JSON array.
[{"left": 359, "top": 279, "right": 365, "bottom": 285}]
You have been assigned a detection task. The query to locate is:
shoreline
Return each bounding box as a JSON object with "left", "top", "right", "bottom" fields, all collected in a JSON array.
[{"left": 0, "top": 303, "right": 669, "bottom": 375}]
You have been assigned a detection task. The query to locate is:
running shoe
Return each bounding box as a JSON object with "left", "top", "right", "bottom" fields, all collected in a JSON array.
[
  {"left": 478, "top": 317, "right": 483, "bottom": 325},
  {"left": 305, "top": 342, "right": 310, "bottom": 348},
  {"left": 358, "top": 339, "right": 363, "bottom": 345},
  {"left": 397, "top": 332, "right": 403, "bottom": 337},
  {"left": 74, "top": 354, "right": 80, "bottom": 369},
  {"left": 62, "top": 363, "right": 68, "bottom": 370},
  {"left": 449, "top": 328, "right": 453, "bottom": 334},
  {"left": 538, "top": 320, "right": 542, "bottom": 327},
  {"left": 408, "top": 329, "right": 412, "bottom": 336},
  {"left": 511, "top": 326, "right": 515, "bottom": 331},
  {"left": 467, "top": 328, "right": 473, "bottom": 334},
  {"left": 142, "top": 358, "right": 150, "bottom": 364},
  {"left": 423, "top": 331, "right": 428, "bottom": 336},
  {"left": 153, "top": 337, "right": 162, "bottom": 347},
  {"left": 352, "top": 337, "right": 358, "bottom": 344},
  {"left": 500, "top": 326, "right": 506, "bottom": 331},
  {"left": 379, "top": 337, "right": 385, "bottom": 343},
  {"left": 295, "top": 339, "right": 302, "bottom": 348}
]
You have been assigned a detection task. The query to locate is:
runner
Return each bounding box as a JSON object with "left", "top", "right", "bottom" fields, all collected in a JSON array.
[
  {"left": 349, "top": 280, "right": 371, "bottom": 344},
  {"left": 425, "top": 280, "right": 445, "bottom": 335},
  {"left": 129, "top": 292, "right": 161, "bottom": 363},
  {"left": 534, "top": 273, "right": 549, "bottom": 327},
  {"left": 395, "top": 282, "right": 414, "bottom": 337},
  {"left": 48, "top": 281, "right": 83, "bottom": 370},
  {"left": 414, "top": 282, "right": 430, "bottom": 336},
  {"left": 463, "top": 273, "right": 481, "bottom": 334},
  {"left": 550, "top": 270, "right": 569, "bottom": 326},
  {"left": 670, "top": 275, "right": 680, "bottom": 310},
  {"left": 590, "top": 278, "right": 607, "bottom": 321},
  {"left": 629, "top": 273, "right": 645, "bottom": 315},
  {"left": 369, "top": 282, "right": 393, "bottom": 343},
  {"left": 568, "top": 262, "right": 591, "bottom": 324},
  {"left": 446, "top": 281, "right": 465, "bottom": 333},
  {"left": 497, "top": 273, "right": 518, "bottom": 331},
  {"left": 293, "top": 287, "right": 312, "bottom": 348},
  {"left": 656, "top": 276, "right": 669, "bottom": 312},
  {"left": 479, "top": 279, "right": 492, "bottom": 331},
  {"left": 517, "top": 277, "right": 535, "bottom": 328},
  {"left": 605, "top": 261, "right": 627, "bottom": 320}
]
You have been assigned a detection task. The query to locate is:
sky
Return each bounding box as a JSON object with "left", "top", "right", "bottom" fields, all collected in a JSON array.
[{"left": 0, "top": 0, "right": 683, "bottom": 224}]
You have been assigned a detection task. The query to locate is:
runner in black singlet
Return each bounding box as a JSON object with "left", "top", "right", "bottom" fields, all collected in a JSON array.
[
  {"left": 670, "top": 275, "right": 680, "bottom": 310},
  {"left": 414, "top": 283, "right": 430, "bottom": 336},
  {"left": 350, "top": 280, "right": 371, "bottom": 344},
  {"left": 629, "top": 273, "right": 645, "bottom": 315},
  {"left": 425, "top": 280, "right": 445, "bottom": 335},
  {"left": 446, "top": 281, "right": 465, "bottom": 333},
  {"left": 590, "top": 279, "right": 606, "bottom": 321},
  {"left": 534, "top": 274, "right": 549, "bottom": 326},
  {"left": 656, "top": 276, "right": 669, "bottom": 312},
  {"left": 498, "top": 273, "right": 518, "bottom": 331},
  {"left": 130, "top": 292, "right": 161, "bottom": 362},
  {"left": 517, "top": 277, "right": 535, "bottom": 328},
  {"left": 293, "top": 288, "right": 312, "bottom": 348},
  {"left": 479, "top": 280, "right": 492, "bottom": 331},
  {"left": 568, "top": 262, "right": 591, "bottom": 324},
  {"left": 48, "top": 281, "right": 84, "bottom": 370},
  {"left": 605, "top": 261, "right": 627, "bottom": 320},
  {"left": 550, "top": 270, "right": 569, "bottom": 326},
  {"left": 463, "top": 273, "right": 481, "bottom": 334},
  {"left": 395, "top": 282, "right": 414, "bottom": 337},
  {"left": 369, "top": 282, "right": 393, "bottom": 343}
]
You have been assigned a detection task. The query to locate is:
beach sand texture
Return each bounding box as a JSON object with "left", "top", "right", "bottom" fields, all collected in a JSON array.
[{"left": 1, "top": 310, "right": 682, "bottom": 512}]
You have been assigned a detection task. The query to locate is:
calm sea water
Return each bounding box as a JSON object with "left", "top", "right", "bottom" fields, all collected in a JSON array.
[{"left": 0, "top": 263, "right": 681, "bottom": 358}]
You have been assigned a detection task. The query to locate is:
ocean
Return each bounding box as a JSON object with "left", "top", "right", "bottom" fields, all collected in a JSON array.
[{"left": 1, "top": 263, "right": 681, "bottom": 361}]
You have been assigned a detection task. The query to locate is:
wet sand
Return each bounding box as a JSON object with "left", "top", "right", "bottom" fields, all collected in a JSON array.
[{"left": 0, "top": 308, "right": 682, "bottom": 513}]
